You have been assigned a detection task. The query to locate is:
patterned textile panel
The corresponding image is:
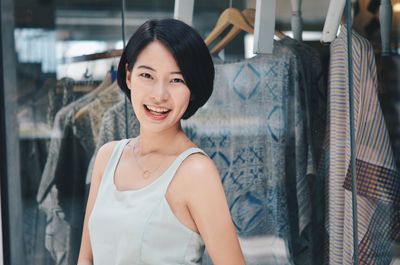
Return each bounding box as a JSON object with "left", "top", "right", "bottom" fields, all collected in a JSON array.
[{"left": 183, "top": 40, "right": 320, "bottom": 264}]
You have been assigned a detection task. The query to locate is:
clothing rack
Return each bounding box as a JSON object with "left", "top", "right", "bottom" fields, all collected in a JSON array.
[
  {"left": 61, "top": 0, "right": 281, "bottom": 63},
  {"left": 174, "top": 0, "right": 194, "bottom": 26},
  {"left": 321, "top": 0, "right": 393, "bottom": 55},
  {"left": 177, "top": 0, "right": 277, "bottom": 54},
  {"left": 380, "top": 0, "right": 393, "bottom": 55},
  {"left": 59, "top": 49, "right": 122, "bottom": 64},
  {"left": 291, "top": 0, "right": 303, "bottom": 41}
]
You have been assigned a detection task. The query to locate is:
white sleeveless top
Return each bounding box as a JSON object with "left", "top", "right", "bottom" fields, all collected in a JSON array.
[{"left": 89, "top": 139, "right": 206, "bottom": 265}]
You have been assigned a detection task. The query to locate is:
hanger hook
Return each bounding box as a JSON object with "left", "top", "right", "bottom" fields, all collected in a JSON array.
[
  {"left": 111, "top": 57, "right": 116, "bottom": 67},
  {"left": 229, "top": 0, "right": 232, "bottom": 8},
  {"left": 83, "top": 63, "right": 92, "bottom": 80}
]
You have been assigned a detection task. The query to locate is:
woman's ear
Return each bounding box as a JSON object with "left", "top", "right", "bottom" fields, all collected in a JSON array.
[{"left": 125, "top": 63, "right": 132, "bottom": 90}]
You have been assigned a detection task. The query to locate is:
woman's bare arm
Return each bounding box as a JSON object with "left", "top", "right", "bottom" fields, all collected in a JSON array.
[
  {"left": 77, "top": 141, "right": 117, "bottom": 265},
  {"left": 180, "top": 154, "right": 246, "bottom": 265}
]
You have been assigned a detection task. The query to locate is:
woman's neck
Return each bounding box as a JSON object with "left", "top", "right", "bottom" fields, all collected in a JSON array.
[{"left": 137, "top": 123, "right": 186, "bottom": 155}]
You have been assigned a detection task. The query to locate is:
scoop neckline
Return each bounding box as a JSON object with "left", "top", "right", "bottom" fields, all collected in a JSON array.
[{"left": 111, "top": 139, "right": 199, "bottom": 194}]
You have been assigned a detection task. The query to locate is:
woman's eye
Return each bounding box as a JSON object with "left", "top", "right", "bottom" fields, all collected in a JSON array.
[
  {"left": 171, "top": 78, "right": 185, "bottom": 84},
  {"left": 139, "top": 73, "right": 152, "bottom": 79}
]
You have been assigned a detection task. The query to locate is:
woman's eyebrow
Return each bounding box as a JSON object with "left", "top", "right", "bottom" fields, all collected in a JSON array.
[
  {"left": 137, "top": 65, "right": 182, "bottom": 75},
  {"left": 137, "top": 65, "right": 155, "bottom": 71},
  {"left": 170, "top": 71, "right": 183, "bottom": 75}
]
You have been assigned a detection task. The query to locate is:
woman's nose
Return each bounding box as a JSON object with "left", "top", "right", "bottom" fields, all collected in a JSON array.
[{"left": 151, "top": 81, "right": 169, "bottom": 102}]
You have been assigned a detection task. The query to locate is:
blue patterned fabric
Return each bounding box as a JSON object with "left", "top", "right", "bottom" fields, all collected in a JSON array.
[{"left": 183, "top": 39, "right": 323, "bottom": 265}]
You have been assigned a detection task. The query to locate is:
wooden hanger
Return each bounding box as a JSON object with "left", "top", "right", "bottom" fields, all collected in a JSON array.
[
  {"left": 242, "top": 8, "right": 255, "bottom": 27},
  {"left": 74, "top": 72, "right": 113, "bottom": 120},
  {"left": 210, "top": 8, "right": 286, "bottom": 54},
  {"left": 204, "top": 7, "right": 254, "bottom": 46},
  {"left": 274, "top": 30, "right": 286, "bottom": 40},
  {"left": 74, "top": 81, "right": 119, "bottom": 121},
  {"left": 211, "top": 8, "right": 255, "bottom": 54},
  {"left": 98, "top": 79, "right": 118, "bottom": 97},
  {"left": 74, "top": 80, "right": 118, "bottom": 121}
]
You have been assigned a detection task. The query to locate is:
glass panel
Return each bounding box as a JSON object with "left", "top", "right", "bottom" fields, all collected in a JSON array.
[{"left": 10, "top": 0, "right": 124, "bottom": 264}]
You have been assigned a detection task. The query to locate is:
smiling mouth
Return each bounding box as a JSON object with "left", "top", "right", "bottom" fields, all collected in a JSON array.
[{"left": 144, "top": 104, "right": 171, "bottom": 115}]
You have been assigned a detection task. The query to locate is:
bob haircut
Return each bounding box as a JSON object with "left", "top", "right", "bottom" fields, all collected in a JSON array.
[{"left": 117, "top": 18, "right": 215, "bottom": 120}]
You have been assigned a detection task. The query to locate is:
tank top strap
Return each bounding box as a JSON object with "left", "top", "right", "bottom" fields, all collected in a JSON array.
[
  {"left": 160, "top": 147, "right": 207, "bottom": 194},
  {"left": 103, "top": 138, "right": 131, "bottom": 179}
]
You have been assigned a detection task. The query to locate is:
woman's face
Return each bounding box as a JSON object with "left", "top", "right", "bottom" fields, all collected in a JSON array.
[{"left": 126, "top": 40, "right": 191, "bottom": 133}]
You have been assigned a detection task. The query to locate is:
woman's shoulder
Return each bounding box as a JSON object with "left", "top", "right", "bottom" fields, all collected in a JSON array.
[
  {"left": 92, "top": 139, "right": 130, "bottom": 180},
  {"left": 174, "top": 147, "right": 225, "bottom": 209},
  {"left": 177, "top": 147, "right": 220, "bottom": 184},
  {"left": 97, "top": 140, "right": 120, "bottom": 159},
  {"left": 183, "top": 148, "right": 213, "bottom": 168},
  {"left": 176, "top": 137, "right": 213, "bottom": 170}
]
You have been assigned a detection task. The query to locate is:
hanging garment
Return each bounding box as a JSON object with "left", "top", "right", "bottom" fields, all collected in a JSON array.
[
  {"left": 40, "top": 185, "right": 71, "bottom": 265},
  {"left": 37, "top": 76, "right": 106, "bottom": 202},
  {"left": 47, "top": 77, "right": 86, "bottom": 128},
  {"left": 324, "top": 25, "right": 400, "bottom": 265},
  {"left": 379, "top": 55, "right": 400, "bottom": 176},
  {"left": 37, "top": 90, "right": 97, "bottom": 265},
  {"left": 89, "top": 139, "right": 206, "bottom": 265},
  {"left": 72, "top": 82, "right": 123, "bottom": 158},
  {"left": 18, "top": 76, "right": 81, "bottom": 265},
  {"left": 20, "top": 138, "right": 51, "bottom": 265},
  {"left": 17, "top": 76, "right": 56, "bottom": 139},
  {"left": 36, "top": 75, "right": 116, "bottom": 265},
  {"left": 75, "top": 84, "right": 121, "bottom": 144},
  {"left": 182, "top": 39, "right": 323, "bottom": 265},
  {"left": 280, "top": 37, "right": 327, "bottom": 163},
  {"left": 85, "top": 99, "right": 140, "bottom": 184},
  {"left": 279, "top": 37, "right": 327, "bottom": 265}
]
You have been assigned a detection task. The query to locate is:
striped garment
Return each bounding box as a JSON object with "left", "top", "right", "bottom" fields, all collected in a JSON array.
[{"left": 325, "top": 25, "right": 399, "bottom": 265}]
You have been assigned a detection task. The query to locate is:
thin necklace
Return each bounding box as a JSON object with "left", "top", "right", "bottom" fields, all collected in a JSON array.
[{"left": 131, "top": 139, "right": 161, "bottom": 179}]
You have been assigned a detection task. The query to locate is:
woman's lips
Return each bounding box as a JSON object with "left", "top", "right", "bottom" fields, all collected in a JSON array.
[{"left": 144, "top": 104, "right": 171, "bottom": 121}]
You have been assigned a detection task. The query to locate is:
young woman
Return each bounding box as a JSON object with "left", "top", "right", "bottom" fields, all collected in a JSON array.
[{"left": 78, "top": 18, "right": 246, "bottom": 265}]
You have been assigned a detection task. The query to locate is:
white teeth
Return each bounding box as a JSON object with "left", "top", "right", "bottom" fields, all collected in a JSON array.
[{"left": 146, "top": 105, "right": 170, "bottom": 113}]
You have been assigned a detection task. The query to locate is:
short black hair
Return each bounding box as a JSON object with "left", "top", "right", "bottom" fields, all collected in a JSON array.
[{"left": 117, "top": 18, "right": 215, "bottom": 120}]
